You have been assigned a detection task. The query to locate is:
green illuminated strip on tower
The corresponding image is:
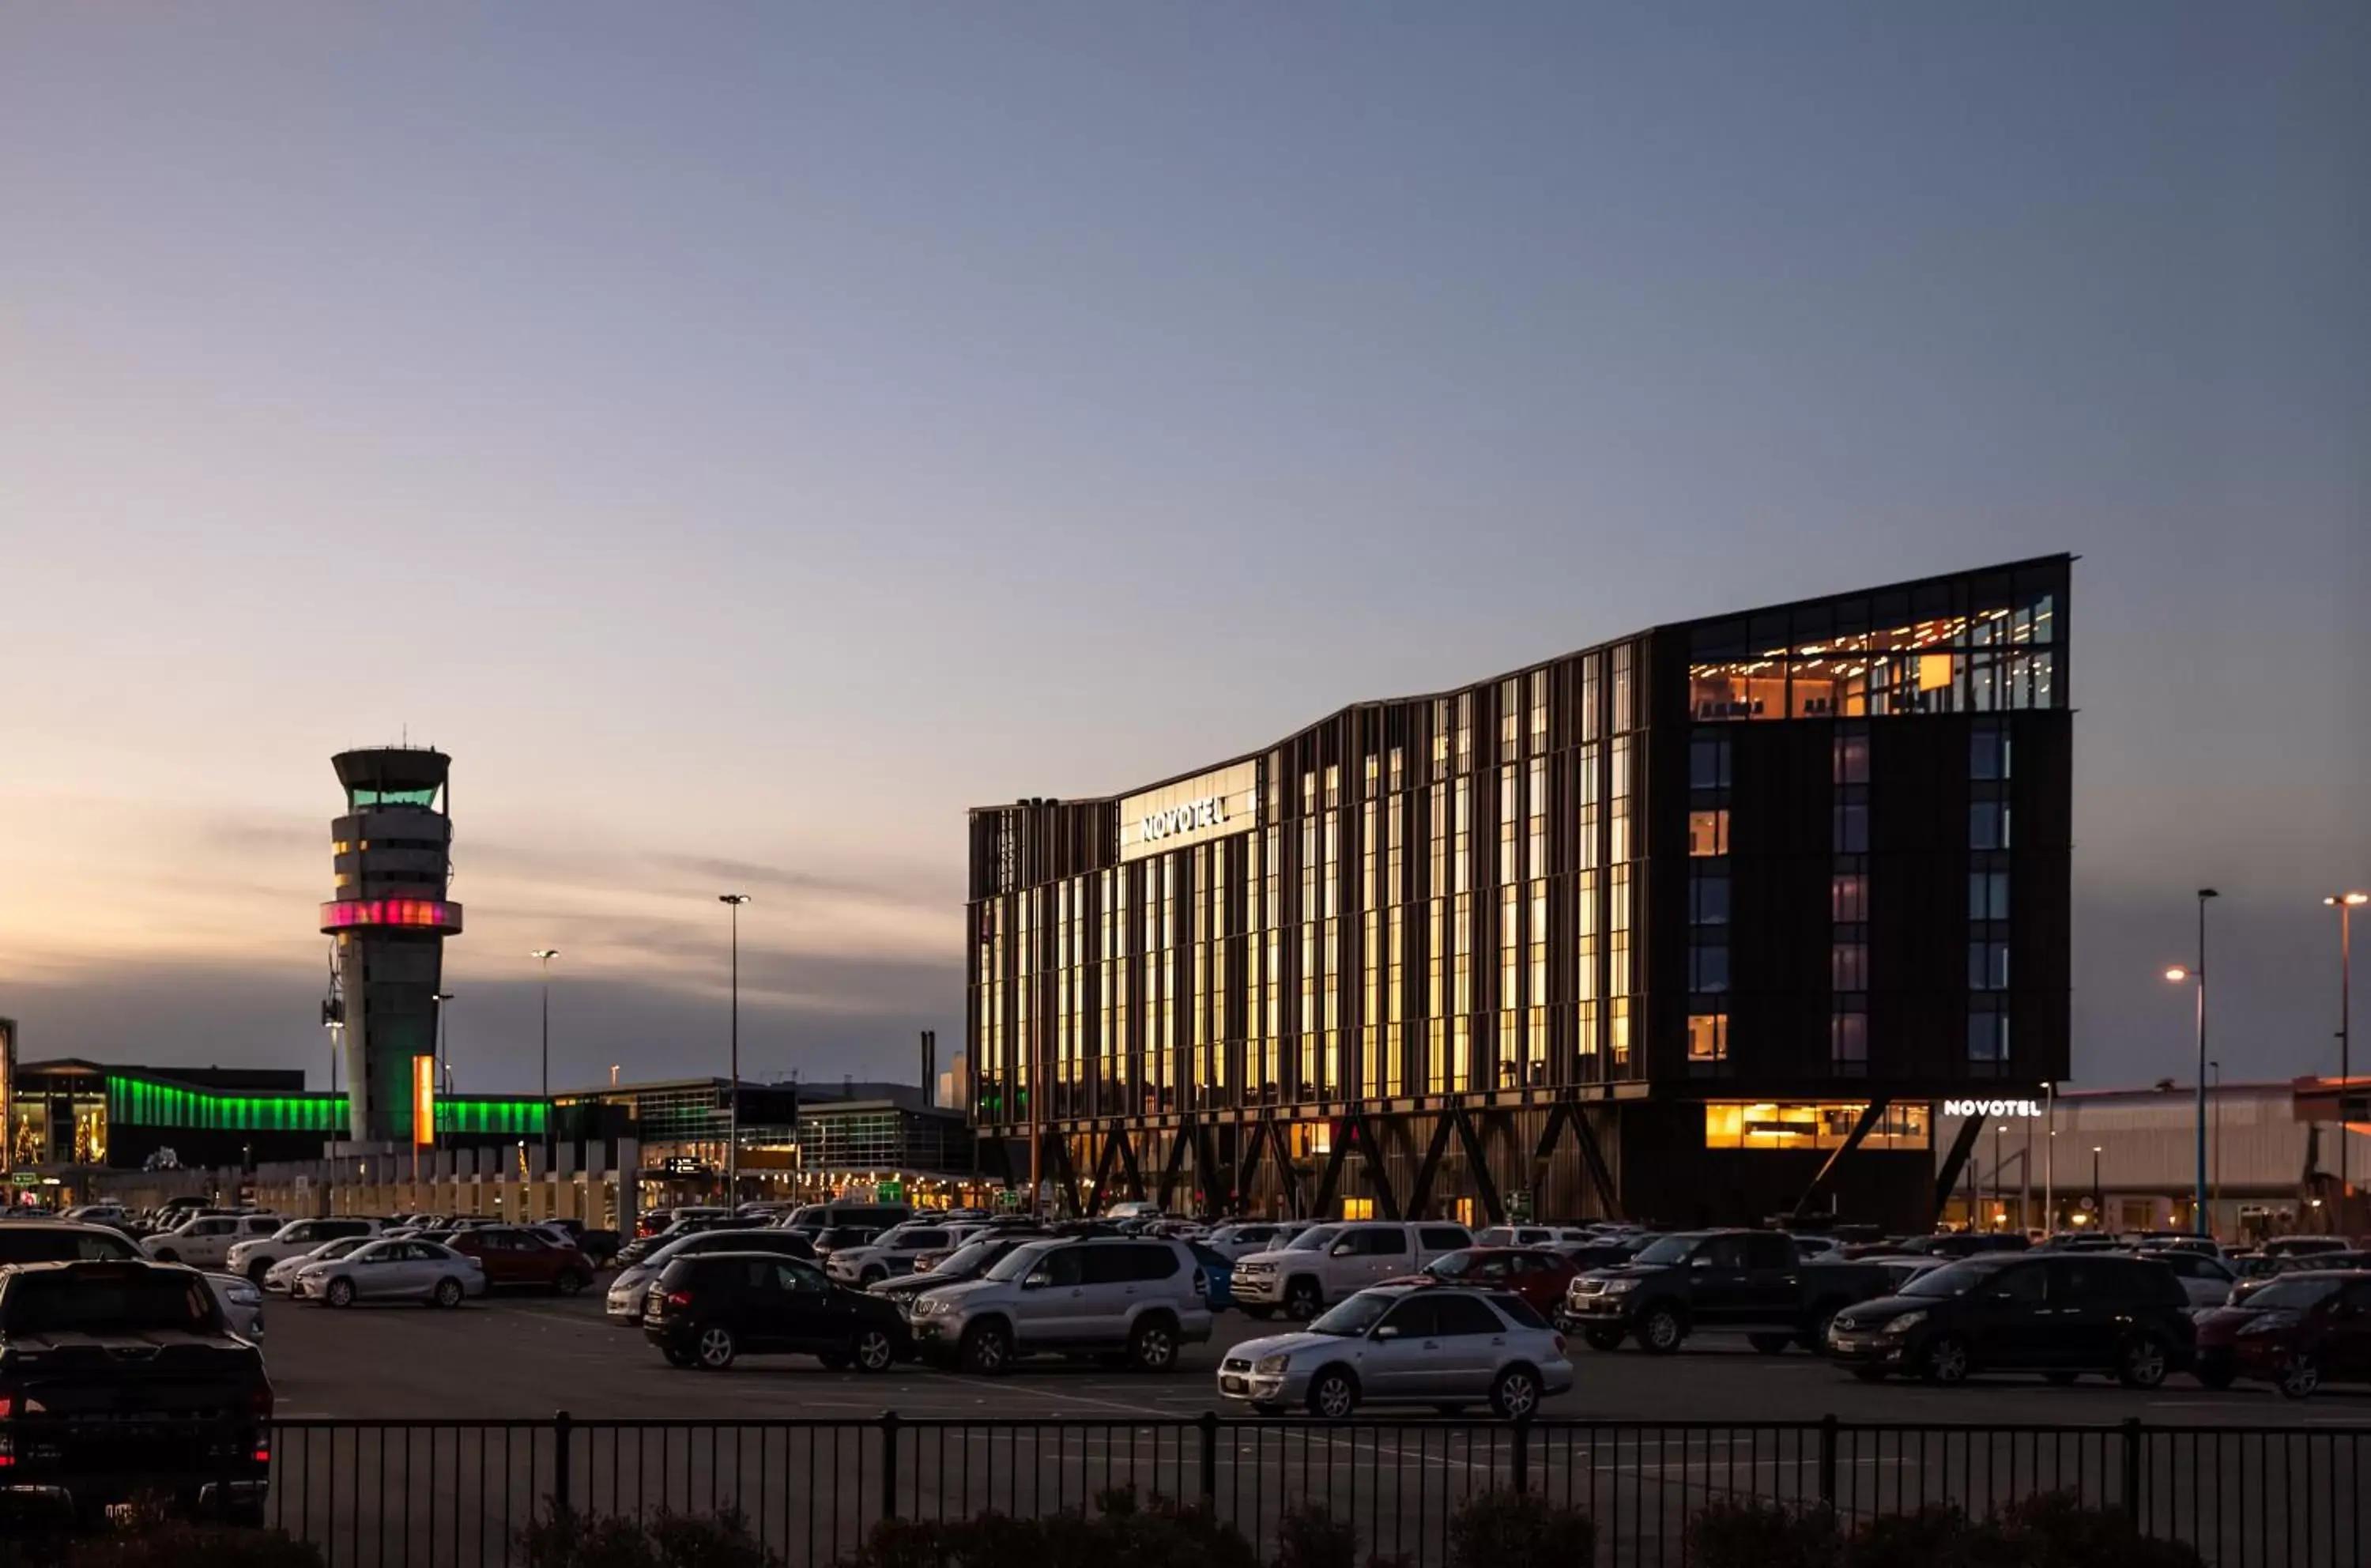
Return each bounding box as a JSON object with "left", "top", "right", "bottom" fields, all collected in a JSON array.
[{"left": 106, "top": 1075, "right": 545, "bottom": 1136}]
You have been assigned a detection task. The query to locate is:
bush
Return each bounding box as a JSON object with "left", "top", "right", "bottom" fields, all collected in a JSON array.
[
  {"left": 1687, "top": 1499, "right": 1841, "bottom": 1568},
  {"left": 1270, "top": 1502, "right": 1363, "bottom": 1568},
  {"left": 1841, "top": 1506, "right": 1977, "bottom": 1568},
  {"left": 833, "top": 1487, "right": 1259, "bottom": 1568},
  {"left": 1444, "top": 1490, "right": 1596, "bottom": 1568},
  {"left": 518, "top": 1504, "right": 782, "bottom": 1568},
  {"left": 1980, "top": 1492, "right": 2203, "bottom": 1568},
  {"left": 66, "top": 1522, "right": 324, "bottom": 1568}
]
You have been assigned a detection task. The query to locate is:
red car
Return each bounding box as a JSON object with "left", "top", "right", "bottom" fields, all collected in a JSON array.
[
  {"left": 2192, "top": 1270, "right": 2371, "bottom": 1396},
  {"left": 1386, "top": 1247, "right": 1578, "bottom": 1314},
  {"left": 444, "top": 1225, "right": 595, "bottom": 1296}
]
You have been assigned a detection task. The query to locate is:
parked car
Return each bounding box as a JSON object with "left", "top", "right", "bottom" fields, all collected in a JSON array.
[
  {"left": 2231, "top": 1250, "right": 2371, "bottom": 1303},
  {"left": 780, "top": 1202, "right": 914, "bottom": 1238},
  {"left": 810, "top": 1225, "right": 885, "bottom": 1259},
  {"left": 225, "top": 1217, "right": 383, "bottom": 1284},
  {"left": 2192, "top": 1271, "right": 2371, "bottom": 1396},
  {"left": 141, "top": 1212, "right": 287, "bottom": 1269},
  {"left": 636, "top": 1205, "right": 731, "bottom": 1239},
  {"left": 1103, "top": 1201, "right": 1164, "bottom": 1223},
  {"left": 1219, "top": 1284, "right": 1572, "bottom": 1419},
  {"left": 1472, "top": 1227, "right": 1600, "bottom": 1250},
  {"left": 262, "top": 1234, "right": 377, "bottom": 1295},
  {"left": 606, "top": 1228, "right": 821, "bottom": 1322},
  {"left": 1561, "top": 1230, "right": 1893, "bottom": 1354},
  {"left": 0, "top": 1261, "right": 273, "bottom": 1522},
  {"left": 443, "top": 1225, "right": 596, "bottom": 1295},
  {"left": 615, "top": 1214, "right": 771, "bottom": 1269},
  {"left": 2137, "top": 1248, "right": 2240, "bottom": 1310},
  {"left": 1188, "top": 1240, "right": 1236, "bottom": 1310},
  {"left": 1231, "top": 1222, "right": 1476, "bottom": 1321},
  {"left": 60, "top": 1204, "right": 130, "bottom": 1227},
  {"left": 293, "top": 1238, "right": 487, "bottom": 1308},
  {"left": 865, "top": 1233, "right": 1051, "bottom": 1314},
  {"left": 0, "top": 1219, "right": 156, "bottom": 1266},
  {"left": 1823, "top": 1253, "right": 2194, "bottom": 1387},
  {"left": 1203, "top": 1221, "right": 1307, "bottom": 1261},
  {"left": 824, "top": 1220, "right": 966, "bottom": 1286},
  {"left": 1893, "top": 1233, "right": 2032, "bottom": 1259},
  {"left": 1396, "top": 1247, "right": 1578, "bottom": 1316},
  {"left": 640, "top": 1251, "right": 908, "bottom": 1372},
  {"left": 2263, "top": 1236, "right": 2354, "bottom": 1260},
  {"left": 205, "top": 1270, "right": 266, "bottom": 1341},
  {"left": 907, "top": 1235, "right": 1213, "bottom": 1374}
]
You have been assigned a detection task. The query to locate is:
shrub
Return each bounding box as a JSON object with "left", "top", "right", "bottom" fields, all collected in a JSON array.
[
  {"left": 1980, "top": 1492, "right": 2204, "bottom": 1568},
  {"left": 1271, "top": 1502, "right": 1362, "bottom": 1568},
  {"left": 832, "top": 1487, "right": 1259, "bottom": 1568},
  {"left": 1687, "top": 1499, "right": 1841, "bottom": 1568},
  {"left": 1444, "top": 1490, "right": 1596, "bottom": 1568},
  {"left": 517, "top": 1504, "right": 782, "bottom": 1568},
  {"left": 67, "top": 1522, "right": 324, "bottom": 1568},
  {"left": 1841, "top": 1506, "right": 1977, "bottom": 1568}
]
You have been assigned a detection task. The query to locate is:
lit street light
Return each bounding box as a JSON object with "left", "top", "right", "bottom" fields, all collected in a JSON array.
[
  {"left": 2164, "top": 888, "right": 2218, "bottom": 1235},
  {"left": 718, "top": 895, "right": 752, "bottom": 1203},
  {"left": 532, "top": 951, "right": 559, "bottom": 1141},
  {"left": 2324, "top": 891, "right": 2367, "bottom": 1206}
]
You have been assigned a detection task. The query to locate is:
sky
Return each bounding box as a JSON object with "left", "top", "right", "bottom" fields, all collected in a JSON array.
[{"left": 2, "top": 4, "right": 2365, "bottom": 1097}]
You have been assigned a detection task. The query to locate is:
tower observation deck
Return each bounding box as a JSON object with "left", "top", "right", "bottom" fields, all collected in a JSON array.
[{"left": 322, "top": 747, "right": 462, "bottom": 1142}]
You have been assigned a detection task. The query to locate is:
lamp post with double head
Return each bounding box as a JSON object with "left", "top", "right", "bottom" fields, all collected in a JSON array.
[{"left": 718, "top": 895, "right": 752, "bottom": 1203}]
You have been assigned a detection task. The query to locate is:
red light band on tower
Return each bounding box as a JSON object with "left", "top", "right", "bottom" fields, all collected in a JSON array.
[{"left": 319, "top": 899, "right": 465, "bottom": 934}]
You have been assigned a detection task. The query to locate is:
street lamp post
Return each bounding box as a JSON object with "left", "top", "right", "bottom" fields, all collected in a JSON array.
[
  {"left": 2208, "top": 1058, "right": 2222, "bottom": 1222},
  {"left": 2092, "top": 1144, "right": 2104, "bottom": 1222},
  {"left": 532, "top": 952, "right": 559, "bottom": 1144},
  {"left": 2164, "top": 888, "right": 2218, "bottom": 1236},
  {"left": 1992, "top": 1121, "right": 2005, "bottom": 1231},
  {"left": 432, "top": 991, "right": 454, "bottom": 1112},
  {"left": 718, "top": 895, "right": 752, "bottom": 1204},
  {"left": 2325, "top": 892, "right": 2367, "bottom": 1206}
]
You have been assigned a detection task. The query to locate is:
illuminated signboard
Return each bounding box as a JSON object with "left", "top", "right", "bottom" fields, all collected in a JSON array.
[
  {"left": 318, "top": 899, "right": 464, "bottom": 934},
  {"left": 1118, "top": 761, "right": 1258, "bottom": 863},
  {"left": 1943, "top": 1098, "right": 2044, "bottom": 1118},
  {"left": 413, "top": 1055, "right": 437, "bottom": 1148}
]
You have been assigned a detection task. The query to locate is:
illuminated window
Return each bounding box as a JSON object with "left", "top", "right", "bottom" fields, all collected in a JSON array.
[
  {"left": 1688, "top": 810, "right": 1729, "bottom": 857},
  {"left": 1687, "top": 1012, "right": 1728, "bottom": 1064},
  {"left": 1831, "top": 873, "right": 1867, "bottom": 923},
  {"left": 1340, "top": 1197, "right": 1376, "bottom": 1222}
]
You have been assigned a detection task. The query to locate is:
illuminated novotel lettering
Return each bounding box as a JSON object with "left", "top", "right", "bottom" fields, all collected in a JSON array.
[
  {"left": 1943, "top": 1098, "right": 2043, "bottom": 1118},
  {"left": 1140, "top": 795, "right": 1228, "bottom": 844}
]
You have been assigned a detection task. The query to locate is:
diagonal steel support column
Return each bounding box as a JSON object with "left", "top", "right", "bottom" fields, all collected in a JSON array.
[{"left": 1791, "top": 1098, "right": 1890, "bottom": 1222}]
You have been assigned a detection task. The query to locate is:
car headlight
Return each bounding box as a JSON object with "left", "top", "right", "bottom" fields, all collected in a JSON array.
[
  {"left": 1603, "top": 1278, "right": 1640, "bottom": 1294},
  {"left": 914, "top": 1297, "right": 949, "bottom": 1315},
  {"left": 1881, "top": 1310, "right": 1927, "bottom": 1334},
  {"left": 1252, "top": 1355, "right": 1291, "bottom": 1376},
  {"left": 222, "top": 1283, "right": 261, "bottom": 1306}
]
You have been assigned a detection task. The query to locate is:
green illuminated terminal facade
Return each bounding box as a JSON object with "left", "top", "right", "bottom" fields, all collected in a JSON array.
[{"left": 8, "top": 1058, "right": 544, "bottom": 1175}]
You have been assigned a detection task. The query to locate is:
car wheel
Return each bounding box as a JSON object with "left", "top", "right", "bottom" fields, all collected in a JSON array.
[
  {"left": 1284, "top": 1280, "right": 1322, "bottom": 1321},
  {"left": 861, "top": 1266, "right": 888, "bottom": 1287},
  {"left": 1850, "top": 1366, "right": 1889, "bottom": 1383},
  {"left": 1747, "top": 1332, "right": 1793, "bottom": 1355},
  {"left": 2116, "top": 1334, "right": 2170, "bottom": 1390},
  {"left": 326, "top": 1277, "right": 356, "bottom": 1309},
  {"left": 1489, "top": 1365, "right": 1542, "bottom": 1421},
  {"left": 851, "top": 1326, "right": 896, "bottom": 1374},
  {"left": 2045, "top": 1371, "right": 2081, "bottom": 1385},
  {"left": 1637, "top": 1305, "right": 1686, "bottom": 1355},
  {"left": 553, "top": 1271, "right": 587, "bottom": 1298},
  {"left": 1307, "top": 1366, "right": 1359, "bottom": 1419},
  {"left": 960, "top": 1321, "right": 1012, "bottom": 1377},
  {"left": 433, "top": 1277, "right": 465, "bottom": 1310},
  {"left": 696, "top": 1325, "right": 738, "bottom": 1370},
  {"left": 2277, "top": 1352, "right": 2320, "bottom": 1400},
  {"left": 247, "top": 1259, "right": 273, "bottom": 1285},
  {"left": 1128, "top": 1316, "right": 1179, "bottom": 1373},
  {"left": 1919, "top": 1334, "right": 1972, "bottom": 1385},
  {"left": 1581, "top": 1325, "right": 1627, "bottom": 1352}
]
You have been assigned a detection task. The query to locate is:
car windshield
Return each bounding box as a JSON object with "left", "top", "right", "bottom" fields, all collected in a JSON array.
[
  {"left": 1901, "top": 1261, "right": 1998, "bottom": 1298},
  {"left": 1307, "top": 1291, "right": 1396, "bottom": 1336},
  {"left": 985, "top": 1241, "right": 1058, "bottom": 1282},
  {"left": 1427, "top": 1252, "right": 1478, "bottom": 1278},
  {"left": 1630, "top": 1235, "right": 1698, "bottom": 1266},
  {"left": 2248, "top": 1277, "right": 2343, "bottom": 1310},
  {"left": 1287, "top": 1227, "right": 1342, "bottom": 1253},
  {"left": 929, "top": 1241, "right": 1001, "bottom": 1276}
]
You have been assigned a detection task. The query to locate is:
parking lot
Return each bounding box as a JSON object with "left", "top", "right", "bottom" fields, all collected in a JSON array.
[{"left": 259, "top": 1287, "right": 2371, "bottom": 1427}]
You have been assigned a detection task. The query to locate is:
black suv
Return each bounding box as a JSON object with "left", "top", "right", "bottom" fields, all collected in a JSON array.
[
  {"left": 1825, "top": 1253, "right": 2195, "bottom": 1387},
  {"left": 641, "top": 1251, "right": 908, "bottom": 1373}
]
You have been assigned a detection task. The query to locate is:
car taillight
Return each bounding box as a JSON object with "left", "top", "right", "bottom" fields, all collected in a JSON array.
[
  {"left": 0, "top": 1393, "right": 13, "bottom": 1419},
  {"left": 665, "top": 1291, "right": 693, "bottom": 1308}
]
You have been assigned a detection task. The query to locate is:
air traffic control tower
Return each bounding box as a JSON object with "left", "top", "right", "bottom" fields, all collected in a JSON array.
[{"left": 321, "top": 748, "right": 462, "bottom": 1142}]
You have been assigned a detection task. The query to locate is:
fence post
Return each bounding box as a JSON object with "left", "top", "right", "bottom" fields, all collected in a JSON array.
[
  {"left": 1511, "top": 1414, "right": 1531, "bottom": 1494},
  {"left": 552, "top": 1409, "right": 573, "bottom": 1518},
  {"left": 2119, "top": 1418, "right": 2142, "bottom": 1523},
  {"left": 1198, "top": 1411, "right": 1219, "bottom": 1506},
  {"left": 1818, "top": 1415, "right": 1838, "bottom": 1510},
  {"left": 880, "top": 1410, "right": 903, "bottom": 1523}
]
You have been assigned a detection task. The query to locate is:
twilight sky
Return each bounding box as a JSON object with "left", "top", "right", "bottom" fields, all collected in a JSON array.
[{"left": 2, "top": 4, "right": 2365, "bottom": 1097}]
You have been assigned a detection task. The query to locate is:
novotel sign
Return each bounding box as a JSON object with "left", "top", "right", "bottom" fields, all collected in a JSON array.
[
  {"left": 1943, "top": 1098, "right": 2044, "bottom": 1118},
  {"left": 1140, "top": 795, "right": 1228, "bottom": 842}
]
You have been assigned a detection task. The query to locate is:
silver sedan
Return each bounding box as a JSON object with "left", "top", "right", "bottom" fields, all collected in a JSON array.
[
  {"left": 263, "top": 1234, "right": 375, "bottom": 1295},
  {"left": 1218, "top": 1285, "right": 1573, "bottom": 1419},
  {"left": 294, "top": 1238, "right": 486, "bottom": 1308}
]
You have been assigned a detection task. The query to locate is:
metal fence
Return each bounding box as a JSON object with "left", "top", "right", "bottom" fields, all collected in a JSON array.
[{"left": 61, "top": 1414, "right": 2371, "bottom": 1566}]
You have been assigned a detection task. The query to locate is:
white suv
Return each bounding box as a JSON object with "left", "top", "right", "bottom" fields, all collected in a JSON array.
[
  {"left": 1231, "top": 1221, "right": 1473, "bottom": 1321},
  {"left": 141, "top": 1212, "right": 287, "bottom": 1268},
  {"left": 908, "top": 1235, "right": 1213, "bottom": 1374},
  {"left": 1204, "top": 1220, "right": 1308, "bottom": 1261},
  {"left": 824, "top": 1220, "right": 967, "bottom": 1287},
  {"left": 225, "top": 1217, "right": 383, "bottom": 1283}
]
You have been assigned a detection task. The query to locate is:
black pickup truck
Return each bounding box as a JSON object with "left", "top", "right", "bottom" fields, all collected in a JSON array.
[
  {"left": 1558, "top": 1229, "right": 1893, "bottom": 1355},
  {"left": 0, "top": 1260, "right": 273, "bottom": 1525}
]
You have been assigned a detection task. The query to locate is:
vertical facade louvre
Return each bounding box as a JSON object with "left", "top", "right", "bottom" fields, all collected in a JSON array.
[{"left": 966, "top": 558, "right": 2071, "bottom": 1233}]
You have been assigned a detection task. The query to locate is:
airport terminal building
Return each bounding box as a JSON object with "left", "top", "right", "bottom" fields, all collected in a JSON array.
[{"left": 966, "top": 557, "right": 2071, "bottom": 1231}]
